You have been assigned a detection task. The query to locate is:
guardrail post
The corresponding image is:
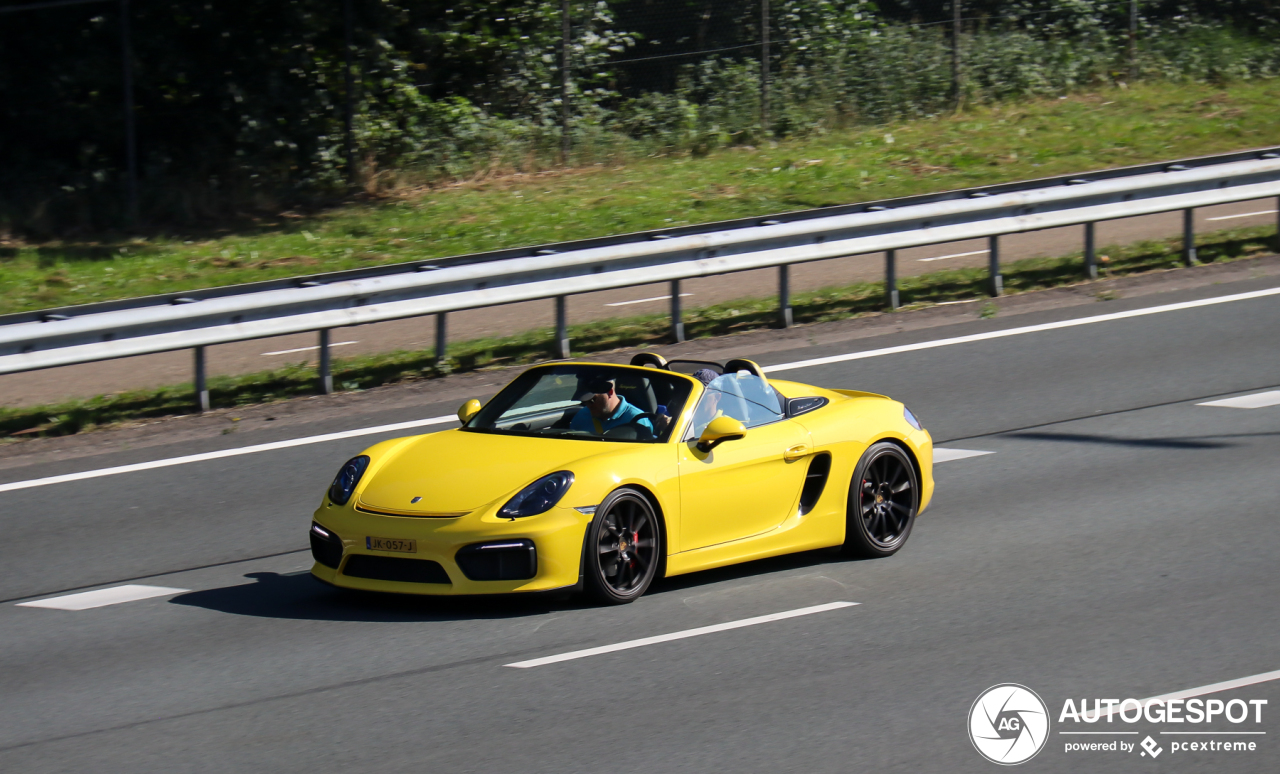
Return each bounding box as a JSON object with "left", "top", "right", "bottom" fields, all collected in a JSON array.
[
  {"left": 1083, "top": 222, "right": 1097, "bottom": 280},
  {"left": 670, "top": 280, "right": 685, "bottom": 342},
  {"left": 555, "top": 296, "right": 570, "bottom": 358},
  {"left": 1275, "top": 196, "right": 1279, "bottom": 252},
  {"left": 778, "top": 265, "right": 792, "bottom": 328},
  {"left": 885, "top": 250, "right": 899, "bottom": 310},
  {"left": 434, "top": 313, "right": 448, "bottom": 368},
  {"left": 988, "top": 236, "right": 1002, "bottom": 296},
  {"left": 1183, "top": 208, "right": 1198, "bottom": 266},
  {"left": 318, "top": 329, "right": 333, "bottom": 395},
  {"left": 193, "top": 346, "right": 209, "bottom": 413}
]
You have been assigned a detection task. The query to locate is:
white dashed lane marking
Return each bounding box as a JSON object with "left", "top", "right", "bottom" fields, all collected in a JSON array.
[
  {"left": 1206, "top": 209, "right": 1277, "bottom": 221},
  {"left": 17, "top": 584, "right": 189, "bottom": 611},
  {"left": 506, "top": 602, "right": 858, "bottom": 668},
  {"left": 1198, "top": 391, "right": 1280, "bottom": 409},
  {"left": 261, "top": 341, "right": 358, "bottom": 356},
  {"left": 934, "top": 448, "right": 995, "bottom": 463},
  {"left": 604, "top": 293, "right": 693, "bottom": 307},
  {"left": 918, "top": 248, "right": 989, "bottom": 263},
  {"left": 1083, "top": 668, "right": 1280, "bottom": 721}
]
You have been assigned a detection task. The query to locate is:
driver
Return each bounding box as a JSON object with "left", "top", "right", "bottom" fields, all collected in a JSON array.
[{"left": 570, "top": 377, "right": 653, "bottom": 436}]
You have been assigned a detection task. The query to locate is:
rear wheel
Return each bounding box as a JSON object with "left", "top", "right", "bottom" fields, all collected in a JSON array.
[
  {"left": 843, "top": 442, "right": 919, "bottom": 558},
  {"left": 584, "top": 488, "right": 662, "bottom": 604}
]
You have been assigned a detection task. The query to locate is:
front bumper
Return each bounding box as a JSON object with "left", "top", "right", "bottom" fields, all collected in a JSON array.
[{"left": 309, "top": 502, "right": 590, "bottom": 596}]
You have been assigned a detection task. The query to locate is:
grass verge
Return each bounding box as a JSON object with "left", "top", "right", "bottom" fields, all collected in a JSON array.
[
  {"left": 3, "top": 80, "right": 1280, "bottom": 315},
  {"left": 3, "top": 223, "right": 1275, "bottom": 441}
]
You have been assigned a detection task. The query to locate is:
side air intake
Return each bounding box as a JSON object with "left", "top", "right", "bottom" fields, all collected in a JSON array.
[{"left": 798, "top": 453, "right": 832, "bottom": 515}]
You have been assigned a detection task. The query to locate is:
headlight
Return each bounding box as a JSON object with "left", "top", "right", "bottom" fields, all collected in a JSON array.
[
  {"left": 903, "top": 406, "right": 924, "bottom": 431},
  {"left": 328, "top": 455, "right": 370, "bottom": 505},
  {"left": 499, "top": 471, "right": 575, "bottom": 519}
]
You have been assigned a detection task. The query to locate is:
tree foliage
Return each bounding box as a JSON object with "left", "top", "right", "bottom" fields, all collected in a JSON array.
[{"left": 1, "top": 0, "right": 1276, "bottom": 233}]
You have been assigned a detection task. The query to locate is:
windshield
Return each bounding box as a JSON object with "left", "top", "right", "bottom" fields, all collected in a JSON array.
[
  {"left": 464, "top": 365, "right": 694, "bottom": 443},
  {"left": 687, "top": 371, "right": 786, "bottom": 438}
]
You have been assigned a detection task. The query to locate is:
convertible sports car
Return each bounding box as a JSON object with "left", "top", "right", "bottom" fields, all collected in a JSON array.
[{"left": 310, "top": 354, "right": 934, "bottom": 604}]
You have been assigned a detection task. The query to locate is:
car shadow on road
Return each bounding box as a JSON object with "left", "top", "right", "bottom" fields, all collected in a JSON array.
[
  {"left": 646, "top": 547, "right": 853, "bottom": 597},
  {"left": 170, "top": 571, "right": 592, "bottom": 623},
  {"left": 172, "top": 546, "right": 863, "bottom": 622}
]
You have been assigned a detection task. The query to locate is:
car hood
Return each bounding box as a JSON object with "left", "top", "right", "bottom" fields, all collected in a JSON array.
[{"left": 357, "top": 429, "right": 606, "bottom": 514}]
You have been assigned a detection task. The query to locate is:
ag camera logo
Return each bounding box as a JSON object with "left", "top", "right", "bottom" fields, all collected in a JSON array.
[{"left": 969, "top": 684, "right": 1051, "bottom": 765}]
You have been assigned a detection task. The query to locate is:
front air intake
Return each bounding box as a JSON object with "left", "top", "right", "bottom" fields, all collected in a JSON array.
[
  {"left": 342, "top": 555, "right": 451, "bottom": 584},
  {"left": 455, "top": 540, "right": 537, "bottom": 581},
  {"left": 309, "top": 523, "right": 343, "bottom": 569}
]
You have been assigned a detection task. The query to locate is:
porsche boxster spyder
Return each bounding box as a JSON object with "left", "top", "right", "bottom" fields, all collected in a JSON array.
[{"left": 309, "top": 353, "right": 934, "bottom": 604}]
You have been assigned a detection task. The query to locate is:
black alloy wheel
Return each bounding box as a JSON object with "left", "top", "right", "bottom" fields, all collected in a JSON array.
[
  {"left": 585, "top": 488, "right": 662, "bottom": 604},
  {"left": 843, "top": 442, "right": 919, "bottom": 558}
]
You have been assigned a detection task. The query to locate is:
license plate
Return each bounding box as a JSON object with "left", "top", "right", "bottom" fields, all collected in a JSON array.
[{"left": 366, "top": 536, "right": 416, "bottom": 553}]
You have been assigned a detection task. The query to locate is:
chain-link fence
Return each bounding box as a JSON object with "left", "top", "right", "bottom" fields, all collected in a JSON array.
[{"left": 3, "top": 0, "right": 1279, "bottom": 231}]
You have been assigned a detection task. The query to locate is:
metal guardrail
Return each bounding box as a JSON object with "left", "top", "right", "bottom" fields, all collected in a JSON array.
[{"left": 3, "top": 147, "right": 1280, "bottom": 410}]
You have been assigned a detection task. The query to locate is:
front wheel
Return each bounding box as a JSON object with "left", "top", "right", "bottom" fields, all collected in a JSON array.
[
  {"left": 843, "top": 442, "right": 919, "bottom": 558},
  {"left": 584, "top": 488, "right": 662, "bottom": 604}
]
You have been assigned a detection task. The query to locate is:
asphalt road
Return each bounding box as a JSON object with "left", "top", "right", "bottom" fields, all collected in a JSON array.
[
  {"left": 2, "top": 198, "right": 1276, "bottom": 407},
  {"left": 2, "top": 275, "right": 1279, "bottom": 772}
]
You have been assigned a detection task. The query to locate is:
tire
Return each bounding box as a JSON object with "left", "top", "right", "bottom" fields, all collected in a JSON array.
[
  {"left": 843, "top": 442, "right": 919, "bottom": 558},
  {"left": 584, "top": 487, "right": 663, "bottom": 604}
]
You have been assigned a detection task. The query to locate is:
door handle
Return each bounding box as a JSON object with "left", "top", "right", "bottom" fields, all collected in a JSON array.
[{"left": 783, "top": 443, "right": 811, "bottom": 461}]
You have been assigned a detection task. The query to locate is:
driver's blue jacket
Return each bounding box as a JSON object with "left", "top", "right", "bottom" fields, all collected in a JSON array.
[{"left": 570, "top": 396, "right": 653, "bottom": 435}]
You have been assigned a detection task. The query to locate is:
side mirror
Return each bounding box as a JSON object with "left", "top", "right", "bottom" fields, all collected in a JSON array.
[
  {"left": 457, "top": 399, "right": 482, "bottom": 425},
  {"left": 696, "top": 416, "right": 746, "bottom": 453}
]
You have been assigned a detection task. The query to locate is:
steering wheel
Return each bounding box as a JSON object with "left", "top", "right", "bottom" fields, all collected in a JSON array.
[
  {"left": 603, "top": 425, "right": 640, "bottom": 440},
  {"left": 615, "top": 413, "right": 659, "bottom": 441}
]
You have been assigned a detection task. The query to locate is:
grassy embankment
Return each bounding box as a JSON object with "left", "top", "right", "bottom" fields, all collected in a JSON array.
[{"left": 2, "top": 80, "right": 1279, "bottom": 438}]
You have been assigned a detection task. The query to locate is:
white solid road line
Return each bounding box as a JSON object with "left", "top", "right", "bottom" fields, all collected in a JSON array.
[
  {"left": 763, "top": 286, "right": 1280, "bottom": 374},
  {"left": 918, "top": 248, "right": 989, "bottom": 262},
  {"left": 605, "top": 293, "right": 693, "bottom": 307},
  {"left": 1198, "top": 390, "right": 1280, "bottom": 409},
  {"left": 4, "top": 285, "right": 1277, "bottom": 495},
  {"left": 261, "top": 341, "right": 358, "bottom": 356},
  {"left": 505, "top": 601, "right": 858, "bottom": 668},
  {"left": 1084, "top": 669, "right": 1280, "bottom": 720},
  {"left": 17, "top": 584, "right": 189, "bottom": 611},
  {"left": 933, "top": 448, "right": 995, "bottom": 463},
  {"left": 1207, "top": 209, "right": 1277, "bottom": 222},
  {"left": 0, "top": 415, "right": 457, "bottom": 495}
]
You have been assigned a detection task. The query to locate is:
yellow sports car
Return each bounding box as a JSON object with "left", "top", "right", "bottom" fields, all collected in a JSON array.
[{"left": 309, "top": 354, "right": 934, "bottom": 604}]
